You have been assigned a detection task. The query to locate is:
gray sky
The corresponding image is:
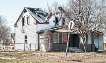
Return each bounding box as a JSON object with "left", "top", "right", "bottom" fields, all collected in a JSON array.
[{"left": 0, "top": 0, "right": 67, "bottom": 32}]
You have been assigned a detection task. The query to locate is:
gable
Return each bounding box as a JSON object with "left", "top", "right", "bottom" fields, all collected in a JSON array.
[
  {"left": 26, "top": 8, "right": 48, "bottom": 24},
  {"left": 14, "top": 7, "right": 48, "bottom": 27}
]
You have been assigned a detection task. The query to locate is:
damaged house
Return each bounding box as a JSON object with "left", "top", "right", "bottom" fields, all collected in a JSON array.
[{"left": 14, "top": 7, "right": 104, "bottom": 52}]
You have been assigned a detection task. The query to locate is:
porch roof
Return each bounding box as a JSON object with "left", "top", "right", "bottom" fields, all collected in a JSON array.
[{"left": 55, "top": 29, "right": 76, "bottom": 33}]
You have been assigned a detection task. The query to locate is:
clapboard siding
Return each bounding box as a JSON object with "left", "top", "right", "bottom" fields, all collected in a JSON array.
[{"left": 14, "top": 9, "right": 38, "bottom": 51}]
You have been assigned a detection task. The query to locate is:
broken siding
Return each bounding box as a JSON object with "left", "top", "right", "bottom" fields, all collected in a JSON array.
[
  {"left": 35, "top": 15, "right": 64, "bottom": 32},
  {"left": 27, "top": 8, "right": 48, "bottom": 23}
]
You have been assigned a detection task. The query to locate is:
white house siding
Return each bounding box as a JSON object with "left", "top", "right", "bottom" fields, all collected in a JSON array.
[
  {"left": 47, "top": 15, "right": 63, "bottom": 28},
  {"left": 15, "top": 27, "right": 25, "bottom": 50},
  {"left": 15, "top": 17, "right": 25, "bottom": 50},
  {"left": 36, "top": 15, "right": 64, "bottom": 32},
  {"left": 15, "top": 10, "right": 38, "bottom": 51},
  {"left": 14, "top": 8, "right": 71, "bottom": 51},
  {"left": 24, "top": 25, "right": 38, "bottom": 51},
  {"left": 36, "top": 24, "right": 49, "bottom": 31}
]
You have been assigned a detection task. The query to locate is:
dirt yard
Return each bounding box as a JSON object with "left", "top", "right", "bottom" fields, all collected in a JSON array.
[{"left": 0, "top": 52, "right": 106, "bottom": 63}]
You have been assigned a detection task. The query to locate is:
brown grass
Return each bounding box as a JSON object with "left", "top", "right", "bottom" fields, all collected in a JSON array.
[{"left": 0, "top": 52, "right": 106, "bottom": 63}]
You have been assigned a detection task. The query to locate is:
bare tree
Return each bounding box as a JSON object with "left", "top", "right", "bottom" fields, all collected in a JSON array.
[
  {"left": 61, "top": 0, "right": 106, "bottom": 52},
  {"left": 0, "top": 15, "right": 10, "bottom": 45}
]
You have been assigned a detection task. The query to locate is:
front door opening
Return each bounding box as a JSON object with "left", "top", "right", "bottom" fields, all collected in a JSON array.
[{"left": 69, "top": 34, "right": 80, "bottom": 47}]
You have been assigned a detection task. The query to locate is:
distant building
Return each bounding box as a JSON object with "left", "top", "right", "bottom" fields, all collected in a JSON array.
[{"left": 0, "top": 33, "right": 14, "bottom": 51}]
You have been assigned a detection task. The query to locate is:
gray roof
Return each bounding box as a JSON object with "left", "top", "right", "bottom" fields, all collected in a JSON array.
[
  {"left": 26, "top": 7, "right": 48, "bottom": 23},
  {"left": 14, "top": 7, "right": 48, "bottom": 27}
]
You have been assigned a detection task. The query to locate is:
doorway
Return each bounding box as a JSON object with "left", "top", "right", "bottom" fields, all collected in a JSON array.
[{"left": 69, "top": 34, "right": 80, "bottom": 47}]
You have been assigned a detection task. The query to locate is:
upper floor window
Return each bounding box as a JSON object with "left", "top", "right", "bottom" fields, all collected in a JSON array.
[
  {"left": 27, "top": 16, "right": 30, "bottom": 25},
  {"left": 22, "top": 17, "right": 25, "bottom": 26},
  {"left": 55, "top": 17, "right": 59, "bottom": 26},
  {"left": 62, "top": 18, "right": 65, "bottom": 26}
]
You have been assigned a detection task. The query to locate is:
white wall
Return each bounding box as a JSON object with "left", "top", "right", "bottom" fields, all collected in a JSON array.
[
  {"left": 15, "top": 10, "right": 38, "bottom": 51},
  {"left": 36, "top": 14, "right": 64, "bottom": 32},
  {"left": 15, "top": 10, "right": 66, "bottom": 51}
]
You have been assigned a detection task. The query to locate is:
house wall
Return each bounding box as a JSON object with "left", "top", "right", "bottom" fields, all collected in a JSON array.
[
  {"left": 39, "top": 33, "right": 46, "bottom": 52},
  {"left": 15, "top": 17, "right": 25, "bottom": 50},
  {"left": 15, "top": 10, "right": 38, "bottom": 51},
  {"left": 79, "top": 34, "right": 104, "bottom": 51},
  {"left": 38, "top": 31, "right": 53, "bottom": 52},
  {"left": 103, "top": 34, "right": 106, "bottom": 50},
  {"left": 15, "top": 9, "right": 68, "bottom": 52},
  {"left": 48, "top": 14, "right": 64, "bottom": 28},
  {"left": 36, "top": 14, "right": 64, "bottom": 32},
  {"left": 94, "top": 34, "right": 103, "bottom": 50},
  {"left": 88, "top": 34, "right": 104, "bottom": 51}
]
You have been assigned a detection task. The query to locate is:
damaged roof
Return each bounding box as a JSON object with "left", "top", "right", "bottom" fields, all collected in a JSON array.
[
  {"left": 26, "top": 7, "right": 48, "bottom": 23},
  {"left": 14, "top": 7, "right": 48, "bottom": 26}
]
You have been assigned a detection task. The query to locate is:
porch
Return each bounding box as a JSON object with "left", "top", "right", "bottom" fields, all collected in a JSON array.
[{"left": 52, "top": 32, "right": 80, "bottom": 52}]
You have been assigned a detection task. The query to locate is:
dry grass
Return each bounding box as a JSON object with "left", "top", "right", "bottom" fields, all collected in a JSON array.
[{"left": 0, "top": 52, "right": 106, "bottom": 63}]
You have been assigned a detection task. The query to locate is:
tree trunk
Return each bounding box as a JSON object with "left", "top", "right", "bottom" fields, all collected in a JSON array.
[
  {"left": 83, "top": 45, "right": 86, "bottom": 53},
  {"left": 82, "top": 36, "right": 87, "bottom": 53}
]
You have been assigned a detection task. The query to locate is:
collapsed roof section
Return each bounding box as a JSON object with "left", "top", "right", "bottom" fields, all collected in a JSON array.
[
  {"left": 14, "top": 7, "right": 48, "bottom": 27},
  {"left": 26, "top": 7, "right": 48, "bottom": 23}
]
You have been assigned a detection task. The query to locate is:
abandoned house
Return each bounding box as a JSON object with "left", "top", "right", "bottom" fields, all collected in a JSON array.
[{"left": 14, "top": 7, "right": 105, "bottom": 52}]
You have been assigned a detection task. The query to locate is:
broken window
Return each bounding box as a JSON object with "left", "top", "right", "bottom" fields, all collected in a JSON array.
[
  {"left": 62, "top": 18, "right": 65, "bottom": 26},
  {"left": 55, "top": 17, "right": 59, "bottom": 26}
]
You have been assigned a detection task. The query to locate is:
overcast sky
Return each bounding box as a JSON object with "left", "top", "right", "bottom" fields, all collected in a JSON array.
[{"left": 0, "top": 0, "right": 67, "bottom": 32}]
